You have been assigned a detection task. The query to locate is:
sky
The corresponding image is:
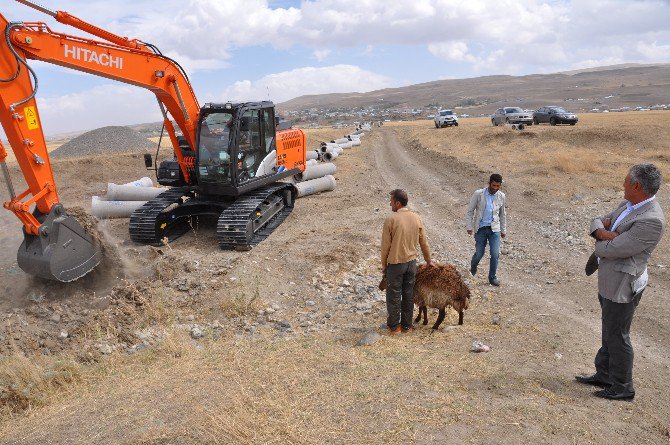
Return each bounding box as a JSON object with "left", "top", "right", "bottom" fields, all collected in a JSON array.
[{"left": 1, "top": 0, "right": 670, "bottom": 135}]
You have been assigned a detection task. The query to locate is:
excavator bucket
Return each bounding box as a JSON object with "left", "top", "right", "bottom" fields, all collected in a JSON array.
[{"left": 16, "top": 205, "right": 102, "bottom": 282}]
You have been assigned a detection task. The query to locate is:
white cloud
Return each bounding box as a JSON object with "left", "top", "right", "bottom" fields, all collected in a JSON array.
[
  {"left": 636, "top": 41, "right": 670, "bottom": 61},
  {"left": 428, "top": 41, "right": 476, "bottom": 62},
  {"left": 221, "top": 65, "right": 394, "bottom": 103},
  {"left": 36, "top": 84, "right": 162, "bottom": 135},
  {"left": 313, "top": 49, "right": 331, "bottom": 62}
]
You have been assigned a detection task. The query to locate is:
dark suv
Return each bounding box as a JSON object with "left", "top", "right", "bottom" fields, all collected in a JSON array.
[{"left": 533, "top": 106, "right": 578, "bottom": 126}]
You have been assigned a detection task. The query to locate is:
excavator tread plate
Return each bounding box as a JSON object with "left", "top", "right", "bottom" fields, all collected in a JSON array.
[
  {"left": 128, "top": 187, "right": 189, "bottom": 245},
  {"left": 217, "top": 183, "right": 294, "bottom": 250}
]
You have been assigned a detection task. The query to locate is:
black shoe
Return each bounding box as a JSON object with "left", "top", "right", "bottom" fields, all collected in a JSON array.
[
  {"left": 585, "top": 252, "right": 599, "bottom": 276},
  {"left": 470, "top": 265, "right": 477, "bottom": 276},
  {"left": 489, "top": 278, "right": 500, "bottom": 286},
  {"left": 575, "top": 374, "right": 610, "bottom": 388},
  {"left": 593, "top": 388, "right": 635, "bottom": 401}
]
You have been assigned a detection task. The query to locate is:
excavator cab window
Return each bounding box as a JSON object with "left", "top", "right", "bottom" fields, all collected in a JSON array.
[
  {"left": 236, "top": 110, "right": 265, "bottom": 183},
  {"left": 198, "top": 112, "right": 233, "bottom": 184},
  {"left": 262, "top": 109, "right": 276, "bottom": 154}
]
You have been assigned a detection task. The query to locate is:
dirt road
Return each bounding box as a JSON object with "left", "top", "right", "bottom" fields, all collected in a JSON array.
[
  {"left": 1, "top": 120, "right": 669, "bottom": 443},
  {"left": 376, "top": 126, "right": 670, "bottom": 439}
]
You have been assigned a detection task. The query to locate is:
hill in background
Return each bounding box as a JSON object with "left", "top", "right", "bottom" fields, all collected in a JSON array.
[{"left": 278, "top": 63, "right": 670, "bottom": 121}]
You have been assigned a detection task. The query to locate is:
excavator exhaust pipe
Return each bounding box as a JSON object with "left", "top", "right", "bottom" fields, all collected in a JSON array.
[{"left": 17, "top": 205, "right": 102, "bottom": 282}]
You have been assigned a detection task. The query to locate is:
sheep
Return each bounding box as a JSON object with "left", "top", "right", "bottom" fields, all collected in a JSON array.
[
  {"left": 412, "top": 263, "right": 471, "bottom": 330},
  {"left": 379, "top": 262, "right": 471, "bottom": 331}
]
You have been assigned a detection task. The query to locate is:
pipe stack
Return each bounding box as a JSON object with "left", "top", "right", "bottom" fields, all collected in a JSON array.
[
  {"left": 293, "top": 121, "right": 374, "bottom": 198},
  {"left": 92, "top": 177, "right": 167, "bottom": 219}
]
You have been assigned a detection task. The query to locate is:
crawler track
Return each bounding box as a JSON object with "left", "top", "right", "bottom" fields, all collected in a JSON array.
[
  {"left": 217, "top": 183, "right": 295, "bottom": 250},
  {"left": 128, "top": 187, "right": 191, "bottom": 245}
]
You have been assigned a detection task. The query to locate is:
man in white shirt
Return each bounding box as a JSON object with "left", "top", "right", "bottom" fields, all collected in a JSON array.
[{"left": 465, "top": 174, "right": 507, "bottom": 286}]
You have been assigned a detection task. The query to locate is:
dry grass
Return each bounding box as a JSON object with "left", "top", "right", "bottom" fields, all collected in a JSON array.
[
  {"left": 3, "top": 326, "right": 562, "bottom": 444},
  {"left": 0, "top": 354, "right": 82, "bottom": 417},
  {"left": 391, "top": 111, "right": 670, "bottom": 196}
]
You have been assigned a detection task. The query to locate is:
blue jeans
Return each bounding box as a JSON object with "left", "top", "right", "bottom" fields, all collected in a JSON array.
[{"left": 471, "top": 226, "right": 501, "bottom": 281}]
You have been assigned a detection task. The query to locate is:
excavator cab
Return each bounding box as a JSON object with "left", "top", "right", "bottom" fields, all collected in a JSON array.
[{"left": 195, "top": 101, "right": 292, "bottom": 196}]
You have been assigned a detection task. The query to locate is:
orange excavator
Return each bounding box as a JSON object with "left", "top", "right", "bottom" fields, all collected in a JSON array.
[{"left": 0, "top": 1, "right": 306, "bottom": 282}]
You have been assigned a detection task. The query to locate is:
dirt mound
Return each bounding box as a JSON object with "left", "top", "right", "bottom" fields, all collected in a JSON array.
[
  {"left": 477, "top": 129, "right": 539, "bottom": 145},
  {"left": 50, "top": 126, "right": 155, "bottom": 159}
]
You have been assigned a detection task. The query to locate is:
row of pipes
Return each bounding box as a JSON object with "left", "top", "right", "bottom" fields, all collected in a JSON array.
[
  {"left": 293, "top": 126, "right": 369, "bottom": 197},
  {"left": 91, "top": 124, "right": 372, "bottom": 219}
]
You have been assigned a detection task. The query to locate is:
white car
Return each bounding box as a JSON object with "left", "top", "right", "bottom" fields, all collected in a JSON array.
[{"left": 434, "top": 109, "right": 459, "bottom": 128}]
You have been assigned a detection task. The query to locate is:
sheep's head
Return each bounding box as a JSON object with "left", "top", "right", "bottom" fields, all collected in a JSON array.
[
  {"left": 453, "top": 285, "right": 471, "bottom": 312},
  {"left": 378, "top": 275, "right": 387, "bottom": 291}
]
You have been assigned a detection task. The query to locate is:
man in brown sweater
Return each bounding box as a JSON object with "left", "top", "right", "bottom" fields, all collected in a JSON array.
[{"left": 381, "top": 189, "right": 433, "bottom": 334}]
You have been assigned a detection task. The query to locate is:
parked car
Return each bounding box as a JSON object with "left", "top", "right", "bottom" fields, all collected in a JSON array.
[
  {"left": 434, "top": 109, "right": 459, "bottom": 128},
  {"left": 491, "top": 107, "right": 533, "bottom": 126},
  {"left": 533, "top": 106, "right": 578, "bottom": 125}
]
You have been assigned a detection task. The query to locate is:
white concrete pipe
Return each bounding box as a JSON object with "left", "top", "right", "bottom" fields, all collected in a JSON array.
[
  {"left": 323, "top": 151, "right": 339, "bottom": 161},
  {"left": 320, "top": 142, "right": 339, "bottom": 153},
  {"left": 106, "top": 183, "right": 167, "bottom": 201},
  {"left": 306, "top": 150, "right": 320, "bottom": 161},
  {"left": 339, "top": 141, "right": 353, "bottom": 149},
  {"left": 121, "top": 177, "right": 153, "bottom": 187},
  {"left": 295, "top": 175, "right": 336, "bottom": 198},
  {"left": 504, "top": 123, "right": 525, "bottom": 130},
  {"left": 294, "top": 162, "right": 336, "bottom": 182},
  {"left": 351, "top": 139, "right": 361, "bottom": 146},
  {"left": 305, "top": 159, "right": 318, "bottom": 166},
  {"left": 91, "top": 196, "right": 147, "bottom": 219},
  {"left": 321, "top": 144, "right": 342, "bottom": 155},
  {"left": 332, "top": 137, "right": 349, "bottom": 144},
  {"left": 256, "top": 150, "right": 277, "bottom": 177}
]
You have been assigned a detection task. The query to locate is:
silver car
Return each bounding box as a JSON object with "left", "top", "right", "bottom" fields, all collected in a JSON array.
[{"left": 491, "top": 107, "right": 533, "bottom": 126}]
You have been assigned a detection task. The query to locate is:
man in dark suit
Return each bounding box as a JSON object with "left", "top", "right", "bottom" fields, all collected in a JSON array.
[{"left": 578, "top": 164, "right": 665, "bottom": 401}]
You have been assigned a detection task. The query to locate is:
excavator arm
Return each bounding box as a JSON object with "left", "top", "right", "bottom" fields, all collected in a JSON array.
[{"left": 0, "top": 1, "right": 201, "bottom": 281}]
